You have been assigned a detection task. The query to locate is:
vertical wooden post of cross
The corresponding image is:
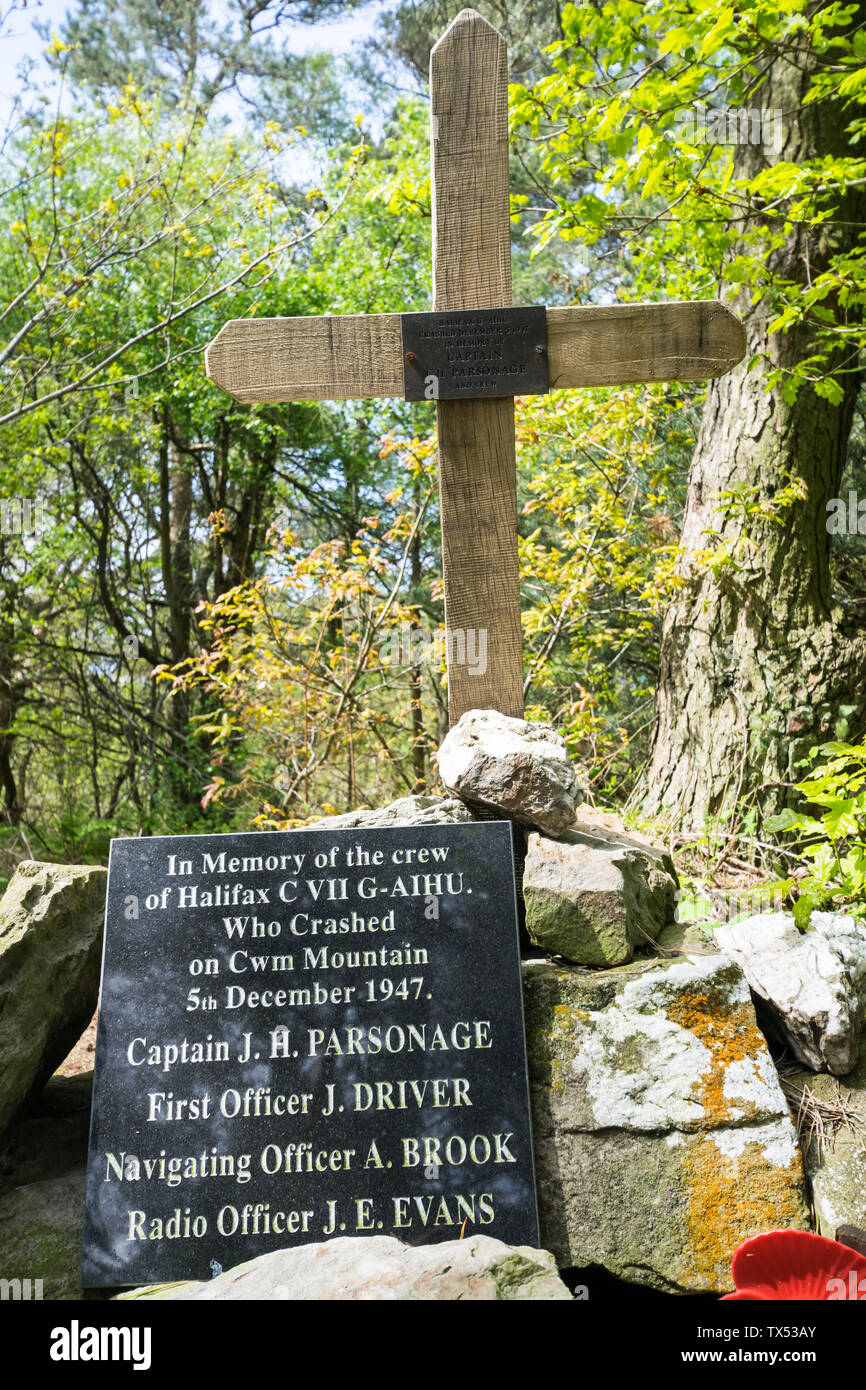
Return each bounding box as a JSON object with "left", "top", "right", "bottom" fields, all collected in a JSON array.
[{"left": 430, "top": 11, "right": 524, "bottom": 724}]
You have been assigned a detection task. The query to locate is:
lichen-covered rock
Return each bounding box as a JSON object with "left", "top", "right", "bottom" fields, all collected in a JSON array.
[
  {"left": 522, "top": 823, "right": 678, "bottom": 966},
  {"left": 0, "top": 1167, "right": 88, "bottom": 1300},
  {"left": 785, "top": 1040, "right": 866, "bottom": 1239},
  {"left": 714, "top": 911, "right": 866, "bottom": 1075},
  {"left": 0, "top": 860, "right": 107, "bottom": 1137},
  {"left": 436, "top": 710, "right": 582, "bottom": 835},
  {"left": 117, "top": 1235, "right": 572, "bottom": 1301},
  {"left": 304, "top": 795, "right": 476, "bottom": 830},
  {"left": 523, "top": 952, "right": 809, "bottom": 1293}
]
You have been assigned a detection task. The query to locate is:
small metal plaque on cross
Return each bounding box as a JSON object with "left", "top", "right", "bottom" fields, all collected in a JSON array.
[{"left": 401, "top": 305, "right": 549, "bottom": 401}]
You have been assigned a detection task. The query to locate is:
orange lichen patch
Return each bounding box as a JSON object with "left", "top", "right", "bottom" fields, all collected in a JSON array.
[
  {"left": 681, "top": 1134, "right": 809, "bottom": 1290},
  {"left": 664, "top": 989, "right": 767, "bottom": 1125}
]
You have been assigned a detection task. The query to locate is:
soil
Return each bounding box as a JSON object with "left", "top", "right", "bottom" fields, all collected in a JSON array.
[{"left": 58, "top": 1009, "right": 98, "bottom": 1076}]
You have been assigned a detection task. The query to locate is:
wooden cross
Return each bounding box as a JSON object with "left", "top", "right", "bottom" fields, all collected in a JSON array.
[{"left": 205, "top": 8, "right": 745, "bottom": 726}]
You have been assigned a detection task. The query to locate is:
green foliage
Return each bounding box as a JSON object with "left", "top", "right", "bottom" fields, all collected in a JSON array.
[
  {"left": 48, "top": 0, "right": 359, "bottom": 133},
  {"left": 0, "top": 67, "right": 440, "bottom": 862},
  {"left": 0, "top": 91, "right": 338, "bottom": 428},
  {"left": 158, "top": 435, "right": 444, "bottom": 826},
  {"left": 767, "top": 739, "right": 866, "bottom": 924},
  {"left": 692, "top": 470, "right": 810, "bottom": 578},
  {"left": 4, "top": 0, "right": 865, "bottom": 863},
  {"left": 510, "top": 0, "right": 866, "bottom": 402},
  {"left": 516, "top": 378, "right": 695, "bottom": 792}
]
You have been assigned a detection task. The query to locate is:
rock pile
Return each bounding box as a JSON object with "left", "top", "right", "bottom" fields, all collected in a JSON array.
[{"left": 3, "top": 708, "right": 866, "bottom": 1298}]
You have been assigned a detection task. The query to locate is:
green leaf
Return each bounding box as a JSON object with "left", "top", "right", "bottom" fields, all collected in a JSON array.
[
  {"left": 641, "top": 162, "right": 667, "bottom": 199},
  {"left": 813, "top": 376, "right": 845, "bottom": 404}
]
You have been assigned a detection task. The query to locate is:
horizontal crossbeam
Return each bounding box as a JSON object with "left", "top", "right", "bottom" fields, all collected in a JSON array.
[{"left": 204, "top": 300, "right": 746, "bottom": 405}]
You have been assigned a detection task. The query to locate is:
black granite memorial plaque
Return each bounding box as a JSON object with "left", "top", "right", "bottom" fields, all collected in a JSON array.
[
  {"left": 401, "top": 305, "right": 549, "bottom": 400},
  {"left": 81, "top": 821, "right": 538, "bottom": 1286}
]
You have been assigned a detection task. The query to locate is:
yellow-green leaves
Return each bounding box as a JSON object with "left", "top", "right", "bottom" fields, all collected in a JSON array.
[
  {"left": 509, "top": 0, "right": 866, "bottom": 408},
  {"left": 659, "top": 26, "right": 693, "bottom": 55},
  {"left": 767, "top": 738, "right": 866, "bottom": 923},
  {"left": 699, "top": 8, "right": 737, "bottom": 58}
]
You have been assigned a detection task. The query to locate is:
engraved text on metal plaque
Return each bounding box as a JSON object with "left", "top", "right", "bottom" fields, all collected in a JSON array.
[{"left": 401, "top": 305, "right": 549, "bottom": 401}]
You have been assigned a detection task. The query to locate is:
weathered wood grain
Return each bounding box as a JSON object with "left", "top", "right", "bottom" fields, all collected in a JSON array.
[
  {"left": 430, "top": 10, "right": 511, "bottom": 312},
  {"left": 431, "top": 9, "right": 524, "bottom": 724},
  {"left": 546, "top": 300, "right": 746, "bottom": 388},
  {"left": 205, "top": 301, "right": 745, "bottom": 403},
  {"left": 204, "top": 313, "right": 403, "bottom": 404}
]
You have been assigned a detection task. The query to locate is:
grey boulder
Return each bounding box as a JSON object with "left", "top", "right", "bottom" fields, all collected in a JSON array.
[
  {"left": 714, "top": 911, "right": 866, "bottom": 1074},
  {"left": 0, "top": 1166, "right": 89, "bottom": 1301},
  {"left": 522, "top": 815, "right": 678, "bottom": 966},
  {"left": 304, "top": 795, "right": 476, "bottom": 829},
  {"left": 0, "top": 1072, "right": 93, "bottom": 1195},
  {"left": 118, "top": 1235, "right": 572, "bottom": 1301},
  {"left": 523, "top": 952, "right": 809, "bottom": 1293},
  {"left": 436, "top": 709, "right": 582, "bottom": 835},
  {"left": 0, "top": 860, "right": 107, "bottom": 1137}
]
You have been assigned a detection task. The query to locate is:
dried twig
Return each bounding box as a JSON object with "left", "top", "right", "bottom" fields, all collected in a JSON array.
[{"left": 780, "top": 1073, "right": 866, "bottom": 1162}]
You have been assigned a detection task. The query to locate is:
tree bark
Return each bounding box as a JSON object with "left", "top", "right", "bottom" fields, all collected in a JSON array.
[
  {"left": 0, "top": 561, "right": 27, "bottom": 824},
  {"left": 643, "top": 12, "right": 866, "bottom": 835},
  {"left": 409, "top": 484, "right": 427, "bottom": 793},
  {"left": 158, "top": 427, "right": 196, "bottom": 803}
]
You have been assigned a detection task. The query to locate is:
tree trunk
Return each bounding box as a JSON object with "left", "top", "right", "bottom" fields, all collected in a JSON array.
[
  {"left": 159, "top": 428, "right": 196, "bottom": 805},
  {"left": 0, "top": 564, "right": 23, "bottom": 823},
  {"left": 168, "top": 442, "right": 193, "bottom": 669},
  {"left": 409, "top": 495, "right": 426, "bottom": 793},
  {"left": 643, "top": 13, "right": 866, "bottom": 836}
]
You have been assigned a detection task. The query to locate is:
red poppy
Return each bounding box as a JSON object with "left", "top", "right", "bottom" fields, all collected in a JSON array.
[{"left": 722, "top": 1230, "right": 866, "bottom": 1300}]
